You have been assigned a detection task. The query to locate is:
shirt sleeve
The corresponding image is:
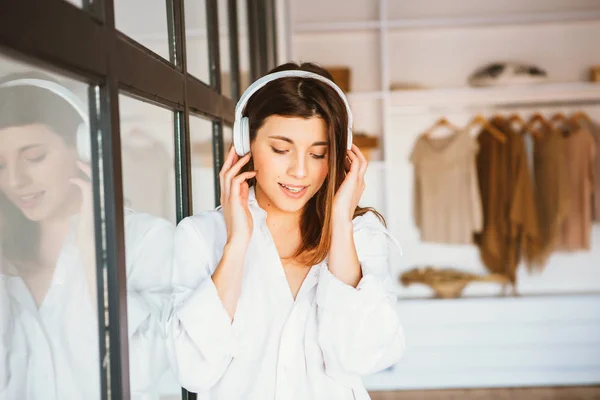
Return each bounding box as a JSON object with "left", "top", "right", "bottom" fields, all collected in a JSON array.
[
  {"left": 0, "top": 279, "right": 10, "bottom": 391},
  {"left": 123, "top": 215, "right": 175, "bottom": 397},
  {"left": 316, "top": 215, "right": 405, "bottom": 388},
  {"left": 166, "top": 216, "right": 238, "bottom": 393}
]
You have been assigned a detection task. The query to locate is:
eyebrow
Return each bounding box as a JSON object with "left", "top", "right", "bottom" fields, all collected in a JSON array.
[
  {"left": 268, "top": 135, "right": 329, "bottom": 147},
  {"left": 20, "top": 144, "right": 45, "bottom": 152}
]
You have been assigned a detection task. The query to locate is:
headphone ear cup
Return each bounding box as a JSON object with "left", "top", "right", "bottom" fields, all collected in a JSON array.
[
  {"left": 76, "top": 122, "right": 91, "bottom": 163},
  {"left": 347, "top": 128, "right": 353, "bottom": 150},
  {"left": 233, "top": 117, "right": 250, "bottom": 156},
  {"left": 240, "top": 117, "right": 250, "bottom": 156}
]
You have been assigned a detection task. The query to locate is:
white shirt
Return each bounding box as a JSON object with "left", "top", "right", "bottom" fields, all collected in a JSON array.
[
  {"left": 167, "top": 188, "right": 405, "bottom": 399},
  {"left": 0, "top": 210, "right": 174, "bottom": 400}
]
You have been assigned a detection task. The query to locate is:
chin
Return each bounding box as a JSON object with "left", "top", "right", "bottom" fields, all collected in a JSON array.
[
  {"left": 15, "top": 207, "right": 46, "bottom": 222},
  {"left": 10, "top": 192, "right": 63, "bottom": 222},
  {"left": 275, "top": 198, "right": 306, "bottom": 214}
]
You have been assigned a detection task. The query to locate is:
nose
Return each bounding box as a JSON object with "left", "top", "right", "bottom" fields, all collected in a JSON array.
[
  {"left": 287, "top": 153, "right": 307, "bottom": 179},
  {"left": 6, "top": 160, "right": 31, "bottom": 189}
]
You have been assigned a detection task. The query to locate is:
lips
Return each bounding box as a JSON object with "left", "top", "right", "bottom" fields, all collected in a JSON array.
[
  {"left": 13, "top": 191, "right": 45, "bottom": 209},
  {"left": 278, "top": 182, "right": 309, "bottom": 200},
  {"left": 278, "top": 183, "right": 307, "bottom": 193}
]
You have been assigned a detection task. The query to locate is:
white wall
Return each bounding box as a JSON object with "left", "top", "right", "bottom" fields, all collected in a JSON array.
[{"left": 387, "top": 21, "right": 600, "bottom": 88}]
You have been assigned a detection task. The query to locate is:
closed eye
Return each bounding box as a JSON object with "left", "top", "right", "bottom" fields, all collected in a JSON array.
[
  {"left": 270, "top": 147, "right": 287, "bottom": 155},
  {"left": 311, "top": 153, "right": 326, "bottom": 159},
  {"left": 26, "top": 153, "right": 47, "bottom": 163}
]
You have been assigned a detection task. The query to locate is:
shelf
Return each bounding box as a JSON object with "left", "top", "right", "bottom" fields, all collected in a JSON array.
[
  {"left": 293, "top": 10, "right": 600, "bottom": 33},
  {"left": 294, "top": 20, "right": 381, "bottom": 33},
  {"left": 347, "top": 91, "right": 384, "bottom": 101},
  {"left": 389, "top": 82, "right": 600, "bottom": 112},
  {"left": 385, "top": 10, "right": 600, "bottom": 30}
]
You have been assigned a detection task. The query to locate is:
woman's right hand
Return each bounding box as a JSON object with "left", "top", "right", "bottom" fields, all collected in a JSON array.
[{"left": 219, "top": 146, "right": 256, "bottom": 248}]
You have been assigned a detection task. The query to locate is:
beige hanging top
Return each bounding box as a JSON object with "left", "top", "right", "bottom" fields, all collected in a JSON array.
[{"left": 410, "top": 129, "right": 483, "bottom": 245}]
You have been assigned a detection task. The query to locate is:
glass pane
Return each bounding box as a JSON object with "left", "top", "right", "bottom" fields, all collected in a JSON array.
[
  {"left": 184, "top": 0, "right": 211, "bottom": 83},
  {"left": 0, "top": 55, "right": 101, "bottom": 398},
  {"left": 118, "top": 94, "right": 178, "bottom": 399},
  {"left": 114, "top": 0, "right": 170, "bottom": 61},
  {"left": 237, "top": 0, "right": 251, "bottom": 92},
  {"left": 219, "top": 0, "right": 232, "bottom": 97},
  {"left": 190, "top": 116, "right": 218, "bottom": 212}
]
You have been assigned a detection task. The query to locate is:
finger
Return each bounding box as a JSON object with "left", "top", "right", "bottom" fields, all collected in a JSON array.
[
  {"left": 230, "top": 171, "right": 257, "bottom": 198},
  {"left": 352, "top": 144, "right": 369, "bottom": 178},
  {"left": 70, "top": 177, "right": 91, "bottom": 191},
  {"left": 344, "top": 156, "right": 351, "bottom": 172},
  {"left": 224, "top": 153, "right": 251, "bottom": 195},
  {"left": 352, "top": 144, "right": 368, "bottom": 166},
  {"left": 70, "top": 178, "right": 93, "bottom": 204},
  {"left": 220, "top": 147, "right": 239, "bottom": 196},
  {"left": 221, "top": 146, "right": 238, "bottom": 174},
  {"left": 77, "top": 161, "right": 92, "bottom": 179},
  {"left": 346, "top": 150, "right": 360, "bottom": 179}
]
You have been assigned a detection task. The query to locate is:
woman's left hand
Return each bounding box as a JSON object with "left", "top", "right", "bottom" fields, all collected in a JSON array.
[
  {"left": 70, "top": 161, "right": 97, "bottom": 277},
  {"left": 332, "top": 144, "right": 368, "bottom": 223}
]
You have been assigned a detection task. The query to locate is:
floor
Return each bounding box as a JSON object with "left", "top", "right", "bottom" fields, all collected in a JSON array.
[{"left": 369, "top": 386, "right": 600, "bottom": 400}]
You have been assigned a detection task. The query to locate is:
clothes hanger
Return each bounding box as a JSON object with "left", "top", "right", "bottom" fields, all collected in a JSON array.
[
  {"left": 423, "top": 117, "right": 460, "bottom": 137},
  {"left": 550, "top": 111, "right": 578, "bottom": 133},
  {"left": 508, "top": 114, "right": 525, "bottom": 126},
  {"left": 569, "top": 111, "right": 592, "bottom": 129},
  {"left": 524, "top": 113, "right": 551, "bottom": 138},
  {"left": 510, "top": 113, "right": 542, "bottom": 138},
  {"left": 507, "top": 114, "right": 525, "bottom": 131},
  {"left": 467, "top": 114, "right": 506, "bottom": 143},
  {"left": 550, "top": 112, "right": 568, "bottom": 125}
]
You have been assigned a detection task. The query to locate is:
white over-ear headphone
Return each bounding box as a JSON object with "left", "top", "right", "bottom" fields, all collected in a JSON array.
[
  {"left": 0, "top": 78, "right": 91, "bottom": 163},
  {"left": 233, "top": 70, "right": 354, "bottom": 156}
]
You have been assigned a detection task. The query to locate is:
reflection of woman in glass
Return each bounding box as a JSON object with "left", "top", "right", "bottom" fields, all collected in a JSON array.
[
  {"left": 0, "top": 73, "right": 173, "bottom": 400},
  {"left": 168, "top": 63, "right": 405, "bottom": 399}
]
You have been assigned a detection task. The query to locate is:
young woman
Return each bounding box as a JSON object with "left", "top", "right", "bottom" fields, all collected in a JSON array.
[
  {"left": 0, "top": 73, "right": 174, "bottom": 400},
  {"left": 167, "top": 62, "right": 405, "bottom": 399}
]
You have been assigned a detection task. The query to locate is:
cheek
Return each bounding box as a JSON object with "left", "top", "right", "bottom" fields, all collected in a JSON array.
[
  {"left": 313, "top": 160, "right": 329, "bottom": 183},
  {"left": 37, "top": 152, "right": 78, "bottom": 187},
  {"left": 252, "top": 148, "right": 283, "bottom": 177}
]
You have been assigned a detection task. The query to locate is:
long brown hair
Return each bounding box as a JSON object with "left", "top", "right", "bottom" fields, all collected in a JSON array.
[
  {"left": 241, "top": 62, "right": 384, "bottom": 265},
  {"left": 0, "top": 72, "right": 82, "bottom": 266}
]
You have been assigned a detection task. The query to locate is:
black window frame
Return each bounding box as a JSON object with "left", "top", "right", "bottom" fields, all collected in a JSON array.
[{"left": 0, "top": 0, "right": 277, "bottom": 399}]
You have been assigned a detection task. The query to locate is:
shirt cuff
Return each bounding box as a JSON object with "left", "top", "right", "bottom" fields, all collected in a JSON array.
[
  {"left": 175, "top": 278, "right": 238, "bottom": 361},
  {"left": 316, "top": 266, "right": 390, "bottom": 315},
  {"left": 127, "top": 294, "right": 152, "bottom": 338}
]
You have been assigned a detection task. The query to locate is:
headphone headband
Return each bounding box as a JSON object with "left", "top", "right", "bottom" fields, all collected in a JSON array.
[
  {"left": 235, "top": 70, "right": 353, "bottom": 130},
  {"left": 233, "top": 70, "right": 353, "bottom": 156},
  {"left": 0, "top": 78, "right": 89, "bottom": 125},
  {"left": 0, "top": 77, "right": 92, "bottom": 163}
]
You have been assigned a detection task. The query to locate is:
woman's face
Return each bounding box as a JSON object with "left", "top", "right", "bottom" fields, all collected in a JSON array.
[
  {"left": 252, "top": 115, "right": 330, "bottom": 214},
  {"left": 0, "top": 123, "right": 79, "bottom": 221}
]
